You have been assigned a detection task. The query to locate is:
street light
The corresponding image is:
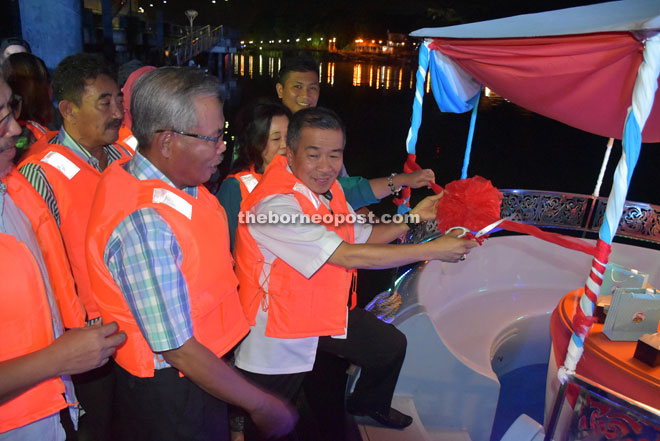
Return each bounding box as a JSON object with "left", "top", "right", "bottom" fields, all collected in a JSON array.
[{"left": 185, "top": 9, "right": 198, "bottom": 36}]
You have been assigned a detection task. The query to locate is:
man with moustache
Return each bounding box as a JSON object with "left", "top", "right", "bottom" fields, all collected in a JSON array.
[
  {"left": 85, "top": 67, "right": 296, "bottom": 441},
  {"left": 0, "top": 75, "right": 126, "bottom": 440},
  {"left": 18, "top": 53, "right": 130, "bottom": 441}
]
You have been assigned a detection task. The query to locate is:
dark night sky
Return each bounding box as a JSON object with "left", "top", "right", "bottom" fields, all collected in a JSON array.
[{"left": 142, "top": 0, "right": 610, "bottom": 40}]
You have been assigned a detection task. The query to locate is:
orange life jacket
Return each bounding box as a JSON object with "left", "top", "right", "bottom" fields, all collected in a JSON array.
[
  {"left": 3, "top": 168, "right": 84, "bottom": 328},
  {"left": 18, "top": 125, "right": 57, "bottom": 159},
  {"left": 234, "top": 155, "right": 357, "bottom": 339},
  {"left": 226, "top": 166, "right": 262, "bottom": 200},
  {"left": 116, "top": 125, "right": 138, "bottom": 154},
  {"left": 86, "top": 161, "right": 249, "bottom": 378},
  {"left": 21, "top": 120, "right": 49, "bottom": 139},
  {"left": 20, "top": 139, "right": 132, "bottom": 321},
  {"left": 0, "top": 170, "right": 79, "bottom": 433}
]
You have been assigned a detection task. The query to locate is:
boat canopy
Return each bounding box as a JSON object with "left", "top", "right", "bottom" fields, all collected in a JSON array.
[
  {"left": 405, "top": 0, "right": 660, "bottom": 395},
  {"left": 410, "top": 0, "right": 660, "bottom": 39},
  {"left": 409, "top": 0, "right": 660, "bottom": 142}
]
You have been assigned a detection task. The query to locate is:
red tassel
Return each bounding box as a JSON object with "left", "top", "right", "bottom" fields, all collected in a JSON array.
[{"left": 436, "top": 176, "right": 502, "bottom": 233}]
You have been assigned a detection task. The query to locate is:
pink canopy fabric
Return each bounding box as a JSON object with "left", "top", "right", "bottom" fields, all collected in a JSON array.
[{"left": 429, "top": 32, "right": 660, "bottom": 142}]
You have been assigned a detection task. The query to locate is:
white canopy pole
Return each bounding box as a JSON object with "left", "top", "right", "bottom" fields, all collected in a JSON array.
[{"left": 592, "top": 138, "right": 615, "bottom": 197}]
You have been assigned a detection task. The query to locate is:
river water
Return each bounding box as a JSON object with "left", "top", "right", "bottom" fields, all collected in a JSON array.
[{"left": 216, "top": 52, "right": 659, "bottom": 207}]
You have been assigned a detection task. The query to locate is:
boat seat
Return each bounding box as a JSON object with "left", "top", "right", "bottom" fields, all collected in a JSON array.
[{"left": 499, "top": 414, "right": 544, "bottom": 441}]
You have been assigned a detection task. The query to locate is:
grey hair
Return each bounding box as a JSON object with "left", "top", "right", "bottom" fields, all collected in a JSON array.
[
  {"left": 130, "top": 67, "right": 221, "bottom": 149},
  {"left": 286, "top": 106, "right": 345, "bottom": 153}
]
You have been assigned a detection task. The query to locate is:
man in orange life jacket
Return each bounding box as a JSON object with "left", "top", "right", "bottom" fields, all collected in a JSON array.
[
  {"left": 0, "top": 76, "right": 125, "bottom": 440},
  {"left": 233, "top": 107, "right": 477, "bottom": 433},
  {"left": 85, "top": 67, "right": 296, "bottom": 441},
  {"left": 18, "top": 52, "right": 131, "bottom": 441}
]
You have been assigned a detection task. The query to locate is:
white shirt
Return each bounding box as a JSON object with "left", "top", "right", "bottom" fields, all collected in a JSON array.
[{"left": 234, "top": 180, "right": 372, "bottom": 375}]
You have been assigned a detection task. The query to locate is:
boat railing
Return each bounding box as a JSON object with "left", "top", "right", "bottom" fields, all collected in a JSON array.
[
  {"left": 403, "top": 189, "right": 660, "bottom": 246},
  {"left": 544, "top": 372, "right": 660, "bottom": 441}
]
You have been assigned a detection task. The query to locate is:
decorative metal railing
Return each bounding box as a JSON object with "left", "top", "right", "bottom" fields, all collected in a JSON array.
[
  {"left": 402, "top": 190, "right": 660, "bottom": 245},
  {"left": 165, "top": 25, "right": 225, "bottom": 65},
  {"left": 368, "top": 190, "right": 659, "bottom": 322}
]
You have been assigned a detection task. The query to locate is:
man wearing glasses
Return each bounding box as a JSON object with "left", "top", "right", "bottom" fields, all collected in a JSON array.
[
  {"left": 0, "top": 75, "right": 125, "bottom": 440},
  {"left": 17, "top": 52, "right": 130, "bottom": 441},
  {"left": 85, "top": 67, "right": 296, "bottom": 441}
]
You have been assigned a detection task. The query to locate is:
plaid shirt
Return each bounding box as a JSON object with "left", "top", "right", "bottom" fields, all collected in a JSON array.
[
  {"left": 104, "top": 152, "right": 197, "bottom": 369},
  {"left": 19, "top": 127, "right": 128, "bottom": 226}
]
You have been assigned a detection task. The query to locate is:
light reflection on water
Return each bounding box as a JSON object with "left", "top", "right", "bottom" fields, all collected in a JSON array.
[
  {"left": 232, "top": 53, "right": 417, "bottom": 91},
  {"left": 217, "top": 51, "right": 659, "bottom": 205},
  {"left": 229, "top": 53, "right": 515, "bottom": 100}
]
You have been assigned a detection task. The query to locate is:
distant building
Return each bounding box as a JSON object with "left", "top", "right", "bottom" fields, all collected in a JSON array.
[
  {"left": 386, "top": 31, "right": 409, "bottom": 54},
  {"left": 352, "top": 32, "right": 410, "bottom": 56},
  {"left": 353, "top": 38, "right": 389, "bottom": 54}
]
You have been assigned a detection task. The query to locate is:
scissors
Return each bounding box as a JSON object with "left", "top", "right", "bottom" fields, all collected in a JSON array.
[{"left": 445, "top": 217, "right": 508, "bottom": 239}]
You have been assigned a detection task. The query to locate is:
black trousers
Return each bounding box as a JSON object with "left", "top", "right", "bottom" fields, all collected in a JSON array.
[
  {"left": 239, "top": 307, "right": 407, "bottom": 440},
  {"left": 317, "top": 307, "right": 407, "bottom": 412},
  {"left": 71, "top": 359, "right": 115, "bottom": 441},
  {"left": 112, "top": 363, "right": 229, "bottom": 441}
]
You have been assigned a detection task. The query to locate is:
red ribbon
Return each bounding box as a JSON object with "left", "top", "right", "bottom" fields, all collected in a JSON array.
[{"left": 393, "top": 154, "right": 443, "bottom": 206}]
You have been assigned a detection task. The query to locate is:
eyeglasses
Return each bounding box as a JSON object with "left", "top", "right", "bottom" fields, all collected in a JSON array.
[
  {"left": 155, "top": 129, "right": 222, "bottom": 144},
  {"left": 0, "top": 94, "right": 22, "bottom": 134}
]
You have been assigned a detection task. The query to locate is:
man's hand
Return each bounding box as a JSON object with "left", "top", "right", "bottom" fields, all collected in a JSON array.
[
  {"left": 427, "top": 229, "right": 478, "bottom": 262},
  {"left": 162, "top": 337, "right": 298, "bottom": 438},
  {"left": 48, "top": 322, "right": 126, "bottom": 376},
  {"left": 249, "top": 392, "right": 298, "bottom": 439},
  {"left": 410, "top": 192, "right": 444, "bottom": 222},
  {"left": 397, "top": 169, "right": 435, "bottom": 189}
]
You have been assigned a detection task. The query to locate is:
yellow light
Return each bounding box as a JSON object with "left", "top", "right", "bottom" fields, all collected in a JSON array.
[{"left": 353, "top": 64, "right": 362, "bottom": 87}]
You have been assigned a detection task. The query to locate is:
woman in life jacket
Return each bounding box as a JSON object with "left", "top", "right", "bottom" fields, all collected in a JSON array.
[{"left": 216, "top": 99, "right": 291, "bottom": 252}]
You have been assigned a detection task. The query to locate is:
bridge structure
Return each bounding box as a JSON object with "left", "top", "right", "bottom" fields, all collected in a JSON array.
[{"left": 165, "top": 24, "right": 239, "bottom": 67}]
